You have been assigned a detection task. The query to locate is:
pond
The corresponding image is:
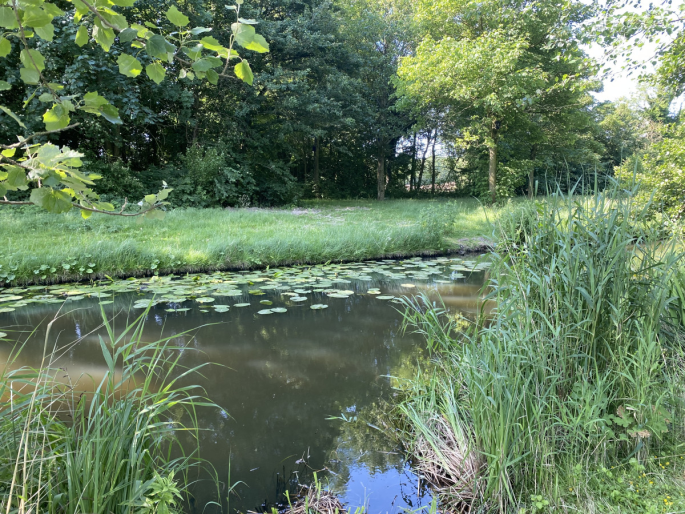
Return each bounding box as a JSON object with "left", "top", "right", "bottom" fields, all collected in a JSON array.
[{"left": 0, "top": 256, "right": 489, "bottom": 514}]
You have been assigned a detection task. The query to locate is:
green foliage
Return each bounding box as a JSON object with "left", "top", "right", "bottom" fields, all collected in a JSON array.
[
  {"left": 396, "top": 185, "right": 685, "bottom": 511},
  {"left": 0, "top": 0, "right": 267, "bottom": 216},
  {"left": 0, "top": 306, "right": 215, "bottom": 513},
  {"left": 615, "top": 123, "right": 685, "bottom": 224}
]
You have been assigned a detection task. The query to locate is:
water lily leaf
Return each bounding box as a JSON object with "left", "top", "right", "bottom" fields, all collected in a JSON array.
[
  {"left": 233, "top": 303, "right": 250, "bottom": 307},
  {"left": 0, "top": 308, "right": 15, "bottom": 313},
  {"left": 271, "top": 307, "right": 287, "bottom": 313},
  {"left": 376, "top": 296, "right": 395, "bottom": 300},
  {"left": 257, "top": 309, "right": 273, "bottom": 315},
  {"left": 196, "top": 297, "right": 215, "bottom": 303},
  {"left": 310, "top": 304, "right": 328, "bottom": 310},
  {"left": 214, "top": 305, "right": 230, "bottom": 313},
  {"left": 166, "top": 308, "right": 190, "bottom": 312},
  {"left": 290, "top": 296, "right": 307, "bottom": 302},
  {"left": 400, "top": 284, "right": 416, "bottom": 288},
  {"left": 327, "top": 293, "right": 349, "bottom": 298},
  {"left": 99, "top": 301, "right": 114, "bottom": 305},
  {"left": 0, "top": 332, "right": 7, "bottom": 338},
  {"left": 259, "top": 300, "right": 273, "bottom": 305}
]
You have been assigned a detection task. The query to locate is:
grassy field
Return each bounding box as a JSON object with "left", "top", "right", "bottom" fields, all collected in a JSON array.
[{"left": 0, "top": 198, "right": 497, "bottom": 285}]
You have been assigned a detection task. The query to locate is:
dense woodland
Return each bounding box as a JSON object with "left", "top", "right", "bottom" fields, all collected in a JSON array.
[{"left": 1, "top": 0, "right": 683, "bottom": 209}]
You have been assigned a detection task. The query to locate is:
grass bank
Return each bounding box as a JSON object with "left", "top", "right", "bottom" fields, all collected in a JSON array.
[
  {"left": 1, "top": 198, "right": 496, "bottom": 286},
  {"left": 395, "top": 186, "right": 685, "bottom": 513}
]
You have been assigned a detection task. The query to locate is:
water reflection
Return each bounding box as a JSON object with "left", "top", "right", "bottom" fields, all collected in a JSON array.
[{"left": 0, "top": 259, "right": 487, "bottom": 514}]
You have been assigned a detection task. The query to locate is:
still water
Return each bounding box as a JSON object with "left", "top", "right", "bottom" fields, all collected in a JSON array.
[{"left": 0, "top": 257, "right": 488, "bottom": 514}]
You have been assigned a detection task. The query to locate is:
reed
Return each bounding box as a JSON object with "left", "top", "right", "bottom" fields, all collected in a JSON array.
[
  {"left": 0, "top": 306, "right": 216, "bottom": 514},
  {"left": 397, "top": 182, "right": 685, "bottom": 512}
]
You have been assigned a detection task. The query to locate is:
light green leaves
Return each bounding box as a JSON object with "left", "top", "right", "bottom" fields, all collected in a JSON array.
[
  {"left": 117, "top": 53, "right": 142, "bottom": 77},
  {"left": 21, "top": 49, "right": 45, "bottom": 71},
  {"left": 43, "top": 102, "right": 75, "bottom": 130},
  {"left": 23, "top": 6, "right": 53, "bottom": 28},
  {"left": 81, "top": 91, "right": 122, "bottom": 124},
  {"left": 0, "top": 105, "right": 25, "bottom": 127},
  {"left": 231, "top": 23, "right": 269, "bottom": 53},
  {"left": 0, "top": 7, "right": 18, "bottom": 29},
  {"left": 30, "top": 188, "right": 73, "bottom": 213},
  {"left": 20, "top": 68, "right": 40, "bottom": 84},
  {"left": 146, "top": 62, "right": 165, "bottom": 84},
  {"left": 146, "top": 34, "right": 170, "bottom": 60},
  {"left": 0, "top": 37, "right": 10, "bottom": 57},
  {"left": 234, "top": 60, "right": 253, "bottom": 85},
  {"left": 0, "top": 81, "right": 10, "bottom": 91},
  {"left": 75, "top": 25, "right": 89, "bottom": 46},
  {"left": 165, "top": 6, "right": 189, "bottom": 27},
  {"left": 93, "top": 20, "right": 115, "bottom": 52}
]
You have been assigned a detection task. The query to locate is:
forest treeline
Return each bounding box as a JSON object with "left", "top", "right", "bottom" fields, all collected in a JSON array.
[{"left": 1, "top": 0, "right": 683, "bottom": 207}]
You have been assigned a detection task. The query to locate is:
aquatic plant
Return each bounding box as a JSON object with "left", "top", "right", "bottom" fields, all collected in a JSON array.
[
  {"left": 397, "top": 182, "right": 685, "bottom": 512},
  {"left": 0, "top": 305, "right": 216, "bottom": 514}
]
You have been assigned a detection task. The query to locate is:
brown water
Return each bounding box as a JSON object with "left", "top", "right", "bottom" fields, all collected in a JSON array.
[{"left": 0, "top": 257, "right": 488, "bottom": 514}]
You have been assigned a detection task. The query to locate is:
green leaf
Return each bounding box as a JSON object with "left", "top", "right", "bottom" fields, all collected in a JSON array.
[
  {"left": 43, "top": 103, "right": 70, "bottom": 131},
  {"left": 19, "top": 67, "right": 40, "bottom": 85},
  {"left": 20, "top": 49, "right": 45, "bottom": 71},
  {"left": 190, "top": 27, "right": 211, "bottom": 35},
  {"left": 146, "top": 34, "right": 168, "bottom": 59},
  {"left": 23, "top": 6, "right": 52, "bottom": 28},
  {"left": 0, "top": 80, "right": 10, "bottom": 91},
  {"left": 110, "top": 0, "right": 136, "bottom": 6},
  {"left": 30, "top": 188, "right": 73, "bottom": 213},
  {"left": 200, "top": 36, "right": 223, "bottom": 52},
  {"left": 0, "top": 7, "right": 18, "bottom": 29},
  {"left": 191, "top": 58, "right": 214, "bottom": 72},
  {"left": 35, "top": 23, "right": 54, "bottom": 41},
  {"left": 93, "top": 23, "right": 115, "bottom": 52},
  {"left": 119, "top": 27, "right": 137, "bottom": 43},
  {"left": 0, "top": 105, "right": 25, "bottom": 127},
  {"left": 231, "top": 23, "right": 255, "bottom": 48},
  {"left": 100, "top": 104, "right": 122, "bottom": 124},
  {"left": 117, "top": 53, "right": 142, "bottom": 77},
  {"left": 5, "top": 167, "right": 28, "bottom": 190},
  {"left": 38, "top": 92, "right": 53, "bottom": 102},
  {"left": 146, "top": 62, "right": 165, "bottom": 84},
  {"left": 165, "top": 5, "right": 189, "bottom": 27},
  {"left": 234, "top": 60, "right": 253, "bottom": 85},
  {"left": 206, "top": 69, "right": 218, "bottom": 85},
  {"left": 243, "top": 33, "right": 268, "bottom": 53},
  {"left": 0, "top": 37, "right": 10, "bottom": 57},
  {"left": 75, "top": 25, "right": 89, "bottom": 46}
]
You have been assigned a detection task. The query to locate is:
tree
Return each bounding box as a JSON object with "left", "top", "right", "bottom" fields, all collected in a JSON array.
[
  {"left": 395, "top": 0, "right": 597, "bottom": 203},
  {"left": 0, "top": 0, "right": 267, "bottom": 217}
]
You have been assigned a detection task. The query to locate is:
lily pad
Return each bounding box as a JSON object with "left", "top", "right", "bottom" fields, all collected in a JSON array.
[
  {"left": 99, "top": 301, "right": 114, "bottom": 306},
  {"left": 257, "top": 309, "right": 274, "bottom": 315},
  {"left": 310, "top": 304, "right": 328, "bottom": 310},
  {"left": 400, "top": 284, "right": 416, "bottom": 288},
  {"left": 376, "top": 296, "right": 395, "bottom": 300},
  {"left": 0, "top": 332, "right": 7, "bottom": 338},
  {"left": 214, "top": 305, "right": 230, "bottom": 313},
  {"left": 0, "top": 308, "right": 15, "bottom": 313},
  {"left": 290, "top": 296, "right": 307, "bottom": 302},
  {"left": 234, "top": 303, "right": 250, "bottom": 307},
  {"left": 271, "top": 307, "right": 287, "bottom": 313},
  {"left": 166, "top": 307, "right": 191, "bottom": 312},
  {"left": 327, "top": 293, "right": 349, "bottom": 298},
  {"left": 196, "top": 297, "right": 215, "bottom": 303},
  {"left": 260, "top": 300, "right": 273, "bottom": 305}
]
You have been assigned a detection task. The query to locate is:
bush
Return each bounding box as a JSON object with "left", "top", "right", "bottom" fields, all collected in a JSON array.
[{"left": 615, "top": 123, "right": 685, "bottom": 223}]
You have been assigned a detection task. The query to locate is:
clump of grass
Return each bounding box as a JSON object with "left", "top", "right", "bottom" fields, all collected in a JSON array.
[
  {"left": 284, "top": 474, "right": 353, "bottom": 514},
  {"left": 396, "top": 182, "right": 685, "bottom": 512},
  {"left": 0, "top": 306, "right": 216, "bottom": 513}
]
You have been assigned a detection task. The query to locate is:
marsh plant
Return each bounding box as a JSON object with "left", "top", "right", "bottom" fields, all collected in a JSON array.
[
  {"left": 0, "top": 306, "right": 215, "bottom": 514},
  {"left": 398, "top": 183, "right": 685, "bottom": 512}
]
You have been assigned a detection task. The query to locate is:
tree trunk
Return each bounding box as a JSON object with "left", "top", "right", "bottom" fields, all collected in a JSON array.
[
  {"left": 377, "top": 139, "right": 386, "bottom": 201},
  {"left": 528, "top": 144, "right": 537, "bottom": 199},
  {"left": 417, "top": 130, "right": 432, "bottom": 191},
  {"left": 303, "top": 141, "right": 308, "bottom": 183},
  {"left": 314, "top": 136, "right": 320, "bottom": 197},
  {"left": 410, "top": 132, "right": 417, "bottom": 191},
  {"left": 430, "top": 135, "right": 437, "bottom": 194},
  {"left": 488, "top": 121, "right": 499, "bottom": 204}
]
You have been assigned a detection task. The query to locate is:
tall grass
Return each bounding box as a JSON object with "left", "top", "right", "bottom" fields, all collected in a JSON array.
[
  {"left": 396, "top": 183, "right": 685, "bottom": 512},
  {"left": 0, "top": 306, "right": 215, "bottom": 513}
]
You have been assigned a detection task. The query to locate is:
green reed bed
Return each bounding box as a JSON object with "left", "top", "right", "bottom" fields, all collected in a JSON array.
[
  {"left": 0, "top": 307, "right": 216, "bottom": 514},
  {"left": 0, "top": 199, "right": 494, "bottom": 286},
  {"left": 396, "top": 184, "right": 685, "bottom": 513}
]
